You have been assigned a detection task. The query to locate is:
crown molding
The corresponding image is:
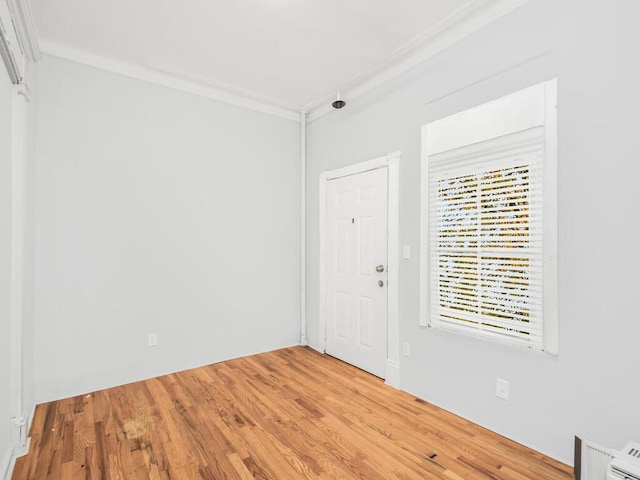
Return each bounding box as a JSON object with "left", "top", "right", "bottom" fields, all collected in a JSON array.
[
  {"left": 40, "top": 40, "right": 301, "bottom": 122},
  {"left": 1, "top": 0, "right": 23, "bottom": 83},
  {"left": 0, "top": 16, "right": 20, "bottom": 83},
  {"left": 37, "top": 0, "right": 528, "bottom": 124},
  {"left": 305, "top": 0, "right": 531, "bottom": 122},
  {"left": 6, "top": 0, "right": 40, "bottom": 61}
]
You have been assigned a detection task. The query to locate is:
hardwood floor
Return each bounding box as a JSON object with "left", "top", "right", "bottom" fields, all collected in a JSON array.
[{"left": 13, "top": 347, "right": 573, "bottom": 479}]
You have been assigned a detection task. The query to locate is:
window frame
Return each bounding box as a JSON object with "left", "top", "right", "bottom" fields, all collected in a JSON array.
[{"left": 420, "top": 79, "right": 558, "bottom": 354}]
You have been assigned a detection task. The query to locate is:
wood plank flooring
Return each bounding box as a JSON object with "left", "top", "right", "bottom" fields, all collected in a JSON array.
[{"left": 13, "top": 347, "right": 573, "bottom": 479}]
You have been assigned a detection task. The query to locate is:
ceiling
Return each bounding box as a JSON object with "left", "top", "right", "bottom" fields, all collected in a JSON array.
[{"left": 29, "top": 0, "right": 525, "bottom": 117}]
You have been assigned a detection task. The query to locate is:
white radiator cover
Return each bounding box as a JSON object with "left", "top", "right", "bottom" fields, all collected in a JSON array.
[
  {"left": 581, "top": 440, "right": 616, "bottom": 480},
  {"left": 608, "top": 442, "right": 640, "bottom": 480}
]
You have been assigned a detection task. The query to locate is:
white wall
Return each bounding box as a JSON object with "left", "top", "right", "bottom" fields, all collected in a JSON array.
[
  {"left": 34, "top": 56, "right": 301, "bottom": 402},
  {"left": 307, "top": 0, "right": 640, "bottom": 464},
  {"left": 0, "top": 58, "right": 14, "bottom": 476}
]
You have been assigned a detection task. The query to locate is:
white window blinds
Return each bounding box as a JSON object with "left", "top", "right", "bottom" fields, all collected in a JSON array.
[{"left": 428, "top": 128, "right": 545, "bottom": 348}]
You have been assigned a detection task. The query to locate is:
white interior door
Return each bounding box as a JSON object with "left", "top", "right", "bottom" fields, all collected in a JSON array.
[{"left": 325, "top": 167, "right": 388, "bottom": 378}]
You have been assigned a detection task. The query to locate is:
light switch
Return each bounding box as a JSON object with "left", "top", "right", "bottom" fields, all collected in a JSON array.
[{"left": 402, "top": 245, "right": 411, "bottom": 259}]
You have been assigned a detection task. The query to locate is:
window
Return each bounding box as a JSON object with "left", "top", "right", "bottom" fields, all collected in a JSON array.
[{"left": 420, "top": 80, "right": 558, "bottom": 353}]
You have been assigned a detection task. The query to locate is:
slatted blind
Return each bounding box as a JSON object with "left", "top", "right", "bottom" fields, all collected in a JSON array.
[{"left": 428, "top": 128, "right": 545, "bottom": 348}]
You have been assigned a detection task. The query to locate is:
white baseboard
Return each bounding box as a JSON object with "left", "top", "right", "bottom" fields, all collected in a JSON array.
[
  {"left": 1, "top": 446, "right": 13, "bottom": 480},
  {"left": 12, "top": 435, "right": 30, "bottom": 461},
  {"left": 2, "top": 404, "right": 36, "bottom": 480},
  {"left": 305, "top": 349, "right": 401, "bottom": 387},
  {"left": 306, "top": 343, "right": 325, "bottom": 355},
  {"left": 13, "top": 404, "right": 35, "bottom": 458},
  {"left": 384, "top": 360, "right": 401, "bottom": 389}
]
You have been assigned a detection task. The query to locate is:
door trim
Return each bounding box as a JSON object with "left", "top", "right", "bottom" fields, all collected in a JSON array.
[{"left": 319, "top": 151, "right": 401, "bottom": 387}]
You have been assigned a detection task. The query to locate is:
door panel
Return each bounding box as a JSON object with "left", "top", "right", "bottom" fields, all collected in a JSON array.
[{"left": 326, "top": 167, "right": 388, "bottom": 377}]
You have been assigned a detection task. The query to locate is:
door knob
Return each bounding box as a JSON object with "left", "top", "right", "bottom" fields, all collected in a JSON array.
[
  {"left": 378, "top": 280, "right": 384, "bottom": 287},
  {"left": 376, "top": 265, "right": 385, "bottom": 273}
]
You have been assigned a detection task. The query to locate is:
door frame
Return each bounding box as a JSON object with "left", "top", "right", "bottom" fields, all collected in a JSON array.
[{"left": 319, "top": 151, "right": 400, "bottom": 387}]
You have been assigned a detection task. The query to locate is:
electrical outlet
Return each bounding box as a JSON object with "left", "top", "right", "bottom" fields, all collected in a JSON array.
[
  {"left": 403, "top": 342, "right": 411, "bottom": 357},
  {"left": 148, "top": 333, "right": 157, "bottom": 347},
  {"left": 496, "top": 378, "right": 509, "bottom": 400}
]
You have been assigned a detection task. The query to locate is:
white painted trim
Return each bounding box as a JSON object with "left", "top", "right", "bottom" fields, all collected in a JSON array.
[
  {"left": 419, "top": 146, "right": 430, "bottom": 328},
  {"left": 419, "top": 79, "right": 558, "bottom": 353},
  {"left": 384, "top": 361, "right": 400, "bottom": 389},
  {"left": 11, "top": 415, "right": 26, "bottom": 457},
  {"left": 1, "top": 447, "right": 12, "bottom": 480},
  {"left": 543, "top": 79, "right": 559, "bottom": 355},
  {"left": 10, "top": 81, "right": 29, "bottom": 447},
  {"left": 387, "top": 155, "right": 400, "bottom": 369},
  {"left": 39, "top": 40, "right": 300, "bottom": 123},
  {"left": 424, "top": 82, "right": 546, "bottom": 155},
  {"left": 14, "top": 79, "right": 28, "bottom": 100},
  {"left": 321, "top": 153, "right": 399, "bottom": 183},
  {"left": 306, "top": 0, "right": 530, "bottom": 121},
  {"left": 34, "top": 0, "right": 528, "bottom": 123},
  {"left": 299, "top": 110, "right": 308, "bottom": 346},
  {"left": 5, "top": 0, "right": 40, "bottom": 61},
  {"left": 307, "top": 343, "right": 325, "bottom": 355},
  {"left": 0, "top": 0, "right": 22, "bottom": 83},
  {"left": 318, "top": 152, "right": 401, "bottom": 381},
  {"left": 12, "top": 403, "right": 34, "bottom": 459},
  {"left": 318, "top": 177, "right": 327, "bottom": 351},
  {"left": 33, "top": 0, "right": 528, "bottom": 122}
]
